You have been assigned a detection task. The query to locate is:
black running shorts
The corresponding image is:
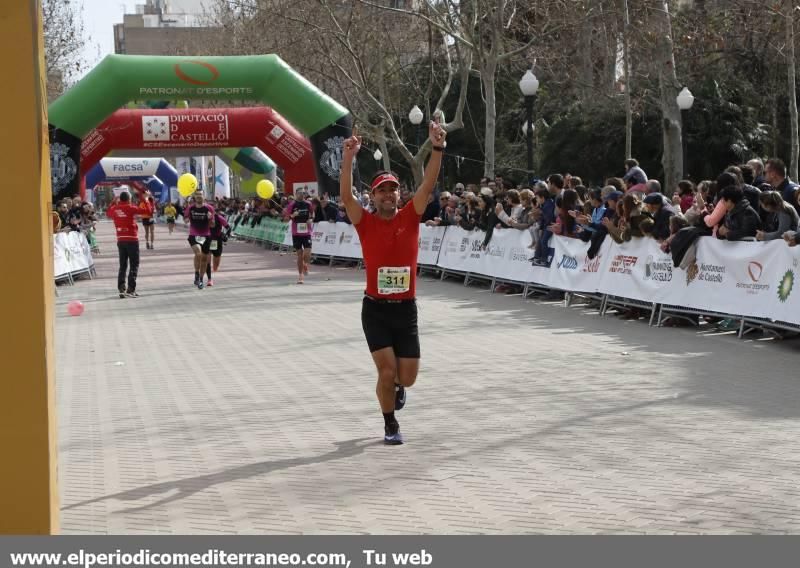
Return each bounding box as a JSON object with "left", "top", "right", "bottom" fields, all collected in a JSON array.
[
  {"left": 210, "top": 238, "right": 223, "bottom": 257},
  {"left": 188, "top": 235, "right": 212, "bottom": 254},
  {"left": 361, "top": 296, "right": 420, "bottom": 359},
  {"left": 293, "top": 235, "right": 312, "bottom": 250},
  {"left": 142, "top": 218, "right": 155, "bottom": 226}
]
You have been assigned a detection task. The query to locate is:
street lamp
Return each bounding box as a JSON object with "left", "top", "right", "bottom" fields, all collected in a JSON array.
[
  {"left": 521, "top": 121, "right": 535, "bottom": 135},
  {"left": 408, "top": 105, "right": 424, "bottom": 151},
  {"left": 519, "top": 70, "right": 540, "bottom": 183},
  {"left": 677, "top": 86, "right": 694, "bottom": 178}
]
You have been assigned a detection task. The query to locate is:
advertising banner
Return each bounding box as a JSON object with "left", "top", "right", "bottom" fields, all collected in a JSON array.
[
  {"left": 595, "top": 237, "right": 683, "bottom": 303},
  {"left": 310, "top": 222, "right": 341, "bottom": 256},
  {"left": 99, "top": 158, "right": 160, "bottom": 178},
  {"left": 214, "top": 157, "right": 230, "bottom": 199},
  {"left": 548, "top": 235, "right": 611, "bottom": 293},
  {"left": 417, "top": 225, "right": 446, "bottom": 266},
  {"left": 53, "top": 232, "right": 94, "bottom": 279},
  {"left": 79, "top": 107, "right": 318, "bottom": 196},
  {"left": 336, "top": 223, "right": 363, "bottom": 259},
  {"left": 227, "top": 219, "right": 800, "bottom": 326}
]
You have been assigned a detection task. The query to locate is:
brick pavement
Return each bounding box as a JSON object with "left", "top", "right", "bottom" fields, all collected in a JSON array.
[{"left": 55, "top": 220, "right": 800, "bottom": 534}]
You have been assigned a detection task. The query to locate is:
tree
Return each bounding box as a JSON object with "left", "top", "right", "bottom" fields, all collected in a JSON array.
[
  {"left": 42, "top": 0, "right": 87, "bottom": 100},
  {"left": 786, "top": 0, "right": 799, "bottom": 180},
  {"left": 653, "top": 0, "right": 682, "bottom": 194},
  {"left": 202, "top": 0, "right": 471, "bottom": 187}
]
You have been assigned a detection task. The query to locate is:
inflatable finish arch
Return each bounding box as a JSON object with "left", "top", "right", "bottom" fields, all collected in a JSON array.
[
  {"left": 86, "top": 158, "right": 178, "bottom": 203},
  {"left": 81, "top": 107, "right": 314, "bottom": 195},
  {"left": 48, "top": 55, "right": 352, "bottom": 202}
]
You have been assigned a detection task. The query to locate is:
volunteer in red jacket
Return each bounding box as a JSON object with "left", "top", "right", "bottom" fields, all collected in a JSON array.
[
  {"left": 339, "top": 118, "right": 446, "bottom": 445},
  {"left": 107, "top": 188, "right": 154, "bottom": 298}
]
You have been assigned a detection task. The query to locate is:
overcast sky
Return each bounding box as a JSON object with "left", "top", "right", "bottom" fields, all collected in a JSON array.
[{"left": 78, "top": 0, "right": 138, "bottom": 79}]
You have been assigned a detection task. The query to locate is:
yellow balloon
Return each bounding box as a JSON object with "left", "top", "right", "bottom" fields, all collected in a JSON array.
[
  {"left": 178, "top": 173, "right": 198, "bottom": 197},
  {"left": 256, "top": 179, "right": 275, "bottom": 200}
]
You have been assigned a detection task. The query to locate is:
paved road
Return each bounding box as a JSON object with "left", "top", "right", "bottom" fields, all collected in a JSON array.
[{"left": 55, "top": 220, "right": 800, "bottom": 534}]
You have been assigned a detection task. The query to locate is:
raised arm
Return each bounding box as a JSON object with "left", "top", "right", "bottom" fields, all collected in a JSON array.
[
  {"left": 412, "top": 119, "right": 447, "bottom": 216},
  {"left": 340, "top": 130, "right": 364, "bottom": 225}
]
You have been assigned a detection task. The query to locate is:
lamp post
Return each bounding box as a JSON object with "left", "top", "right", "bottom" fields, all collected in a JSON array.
[
  {"left": 519, "top": 70, "right": 539, "bottom": 184},
  {"left": 408, "top": 105, "right": 424, "bottom": 151},
  {"left": 676, "top": 86, "right": 694, "bottom": 178}
]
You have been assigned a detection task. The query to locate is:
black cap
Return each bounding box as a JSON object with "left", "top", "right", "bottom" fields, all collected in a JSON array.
[{"left": 643, "top": 193, "right": 664, "bottom": 205}]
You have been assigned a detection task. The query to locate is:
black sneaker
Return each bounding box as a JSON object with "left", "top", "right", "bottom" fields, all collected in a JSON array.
[
  {"left": 198, "top": 280, "right": 205, "bottom": 290},
  {"left": 395, "top": 384, "right": 406, "bottom": 411},
  {"left": 119, "top": 290, "right": 126, "bottom": 299},
  {"left": 384, "top": 422, "right": 403, "bottom": 445},
  {"left": 125, "top": 291, "right": 140, "bottom": 298}
]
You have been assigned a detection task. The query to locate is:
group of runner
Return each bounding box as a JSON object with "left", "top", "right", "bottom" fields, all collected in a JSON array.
[
  {"left": 106, "top": 117, "right": 445, "bottom": 445},
  {"left": 108, "top": 189, "right": 230, "bottom": 295}
]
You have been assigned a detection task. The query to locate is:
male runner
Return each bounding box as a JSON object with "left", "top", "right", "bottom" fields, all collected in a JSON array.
[
  {"left": 340, "top": 119, "right": 446, "bottom": 445},
  {"left": 107, "top": 189, "right": 154, "bottom": 298},
  {"left": 283, "top": 191, "right": 314, "bottom": 284},
  {"left": 205, "top": 211, "right": 230, "bottom": 287},
  {"left": 184, "top": 190, "right": 216, "bottom": 289}
]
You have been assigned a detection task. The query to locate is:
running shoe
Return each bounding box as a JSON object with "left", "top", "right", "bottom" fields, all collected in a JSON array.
[
  {"left": 395, "top": 384, "right": 406, "bottom": 411},
  {"left": 119, "top": 290, "right": 126, "bottom": 299},
  {"left": 207, "top": 279, "right": 214, "bottom": 287},
  {"left": 384, "top": 423, "right": 404, "bottom": 445},
  {"left": 125, "top": 291, "right": 140, "bottom": 298},
  {"left": 198, "top": 280, "right": 205, "bottom": 290}
]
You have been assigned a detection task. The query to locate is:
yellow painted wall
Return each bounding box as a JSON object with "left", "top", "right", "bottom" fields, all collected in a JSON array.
[{"left": 0, "top": 0, "right": 60, "bottom": 534}]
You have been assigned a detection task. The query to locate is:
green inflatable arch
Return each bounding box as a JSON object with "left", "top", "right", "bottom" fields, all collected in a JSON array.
[{"left": 48, "top": 54, "right": 354, "bottom": 201}]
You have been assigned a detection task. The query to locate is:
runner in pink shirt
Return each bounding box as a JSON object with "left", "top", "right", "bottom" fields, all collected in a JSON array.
[{"left": 184, "top": 190, "right": 216, "bottom": 290}]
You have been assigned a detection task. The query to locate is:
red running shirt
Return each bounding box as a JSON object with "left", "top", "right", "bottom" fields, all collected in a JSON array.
[
  {"left": 355, "top": 202, "right": 421, "bottom": 300},
  {"left": 107, "top": 201, "right": 153, "bottom": 242}
]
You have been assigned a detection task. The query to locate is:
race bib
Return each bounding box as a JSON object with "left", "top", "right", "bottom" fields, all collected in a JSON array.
[
  {"left": 378, "top": 266, "right": 411, "bottom": 295},
  {"left": 195, "top": 237, "right": 206, "bottom": 245},
  {"left": 210, "top": 240, "right": 218, "bottom": 251},
  {"left": 296, "top": 222, "right": 309, "bottom": 233}
]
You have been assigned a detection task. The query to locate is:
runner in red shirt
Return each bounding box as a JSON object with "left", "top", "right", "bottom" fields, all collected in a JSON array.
[
  {"left": 340, "top": 118, "right": 446, "bottom": 445},
  {"left": 107, "top": 188, "right": 154, "bottom": 298}
]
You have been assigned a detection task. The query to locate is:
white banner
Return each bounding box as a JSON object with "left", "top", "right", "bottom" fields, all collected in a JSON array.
[
  {"left": 417, "top": 225, "right": 446, "bottom": 266},
  {"left": 175, "top": 157, "right": 191, "bottom": 176},
  {"left": 53, "top": 231, "right": 94, "bottom": 278},
  {"left": 100, "top": 158, "right": 160, "bottom": 178},
  {"left": 670, "top": 239, "right": 800, "bottom": 321},
  {"left": 310, "top": 222, "right": 340, "bottom": 256},
  {"left": 214, "top": 157, "right": 230, "bottom": 199},
  {"left": 595, "top": 237, "right": 683, "bottom": 303},
  {"left": 336, "top": 223, "right": 363, "bottom": 259},
  {"left": 232, "top": 218, "right": 800, "bottom": 325},
  {"left": 549, "top": 236, "right": 612, "bottom": 292}
]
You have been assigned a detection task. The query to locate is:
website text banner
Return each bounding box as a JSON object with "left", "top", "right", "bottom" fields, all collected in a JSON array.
[
  {"left": 549, "top": 236, "right": 613, "bottom": 293},
  {"left": 1, "top": 536, "right": 797, "bottom": 568},
  {"left": 684, "top": 238, "right": 800, "bottom": 324},
  {"left": 417, "top": 225, "right": 445, "bottom": 266}
]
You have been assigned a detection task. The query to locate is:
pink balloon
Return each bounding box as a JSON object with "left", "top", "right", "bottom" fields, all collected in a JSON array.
[{"left": 67, "top": 300, "right": 84, "bottom": 316}]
